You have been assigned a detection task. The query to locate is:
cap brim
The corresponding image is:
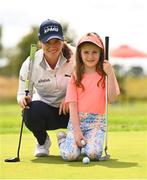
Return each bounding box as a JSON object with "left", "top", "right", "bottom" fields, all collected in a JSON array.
[
  {"left": 41, "top": 35, "right": 64, "bottom": 43},
  {"left": 78, "top": 40, "right": 103, "bottom": 49}
]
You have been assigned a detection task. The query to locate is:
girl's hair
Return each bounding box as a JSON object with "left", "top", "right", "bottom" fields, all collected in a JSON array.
[{"left": 75, "top": 32, "right": 106, "bottom": 89}]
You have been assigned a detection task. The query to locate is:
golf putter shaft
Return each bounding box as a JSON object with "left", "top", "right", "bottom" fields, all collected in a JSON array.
[
  {"left": 17, "top": 44, "right": 37, "bottom": 157},
  {"left": 4, "top": 44, "right": 37, "bottom": 162},
  {"left": 104, "top": 36, "right": 109, "bottom": 156},
  {"left": 17, "top": 44, "right": 37, "bottom": 158}
]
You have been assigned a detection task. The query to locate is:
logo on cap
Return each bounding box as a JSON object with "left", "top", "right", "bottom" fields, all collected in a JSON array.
[{"left": 44, "top": 26, "right": 59, "bottom": 34}]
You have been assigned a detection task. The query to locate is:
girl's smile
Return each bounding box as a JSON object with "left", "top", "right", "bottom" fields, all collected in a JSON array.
[{"left": 81, "top": 43, "right": 101, "bottom": 72}]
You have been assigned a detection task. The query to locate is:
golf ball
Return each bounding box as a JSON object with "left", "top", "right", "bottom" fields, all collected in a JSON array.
[
  {"left": 82, "top": 157, "right": 90, "bottom": 164},
  {"left": 81, "top": 139, "right": 86, "bottom": 146}
]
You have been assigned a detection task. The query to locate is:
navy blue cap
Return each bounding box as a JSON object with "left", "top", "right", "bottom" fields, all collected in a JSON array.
[{"left": 38, "top": 19, "right": 64, "bottom": 43}]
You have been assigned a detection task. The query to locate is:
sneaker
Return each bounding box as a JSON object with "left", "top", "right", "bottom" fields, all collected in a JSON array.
[
  {"left": 56, "top": 131, "right": 67, "bottom": 146},
  {"left": 34, "top": 134, "right": 51, "bottom": 157}
]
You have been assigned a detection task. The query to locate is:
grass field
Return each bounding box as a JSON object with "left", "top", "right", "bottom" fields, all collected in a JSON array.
[
  {"left": 0, "top": 102, "right": 147, "bottom": 179},
  {"left": 0, "top": 102, "right": 147, "bottom": 134},
  {"left": 0, "top": 132, "right": 147, "bottom": 179}
]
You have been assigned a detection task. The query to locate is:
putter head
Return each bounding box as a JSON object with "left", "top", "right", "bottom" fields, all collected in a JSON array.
[
  {"left": 98, "top": 154, "right": 110, "bottom": 161},
  {"left": 4, "top": 157, "right": 20, "bottom": 162}
]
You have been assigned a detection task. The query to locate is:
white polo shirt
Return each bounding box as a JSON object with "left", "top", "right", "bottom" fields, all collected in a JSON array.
[{"left": 17, "top": 48, "right": 75, "bottom": 108}]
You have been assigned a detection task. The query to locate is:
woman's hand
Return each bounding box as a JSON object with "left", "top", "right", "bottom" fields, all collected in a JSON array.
[
  {"left": 59, "top": 98, "right": 69, "bottom": 115},
  {"left": 18, "top": 96, "right": 32, "bottom": 109}
]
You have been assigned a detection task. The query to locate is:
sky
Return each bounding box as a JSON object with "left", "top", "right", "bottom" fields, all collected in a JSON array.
[{"left": 0, "top": 0, "right": 147, "bottom": 53}]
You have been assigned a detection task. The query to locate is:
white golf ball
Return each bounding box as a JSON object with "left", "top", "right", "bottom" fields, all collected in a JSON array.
[
  {"left": 82, "top": 157, "right": 90, "bottom": 164},
  {"left": 81, "top": 139, "right": 86, "bottom": 146}
]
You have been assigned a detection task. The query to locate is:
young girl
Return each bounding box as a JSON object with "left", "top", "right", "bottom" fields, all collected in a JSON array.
[{"left": 57, "top": 32, "right": 120, "bottom": 161}]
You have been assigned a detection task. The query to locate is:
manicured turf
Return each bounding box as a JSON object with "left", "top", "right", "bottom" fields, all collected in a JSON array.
[
  {"left": 0, "top": 131, "right": 147, "bottom": 179},
  {"left": 0, "top": 102, "right": 147, "bottom": 134},
  {"left": 0, "top": 102, "right": 147, "bottom": 179}
]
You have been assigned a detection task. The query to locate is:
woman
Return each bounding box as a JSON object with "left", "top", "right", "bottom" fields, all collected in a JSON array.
[{"left": 17, "top": 19, "right": 75, "bottom": 157}]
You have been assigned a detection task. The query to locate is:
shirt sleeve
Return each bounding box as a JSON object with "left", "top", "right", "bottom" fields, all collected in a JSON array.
[{"left": 65, "top": 75, "right": 77, "bottom": 103}]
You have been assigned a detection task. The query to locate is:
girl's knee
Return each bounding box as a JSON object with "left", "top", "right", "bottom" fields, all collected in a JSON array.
[
  {"left": 61, "top": 149, "right": 80, "bottom": 161},
  {"left": 87, "top": 148, "right": 102, "bottom": 159}
]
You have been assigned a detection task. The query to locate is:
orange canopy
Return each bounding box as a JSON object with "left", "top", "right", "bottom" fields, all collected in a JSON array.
[{"left": 110, "top": 45, "right": 147, "bottom": 58}]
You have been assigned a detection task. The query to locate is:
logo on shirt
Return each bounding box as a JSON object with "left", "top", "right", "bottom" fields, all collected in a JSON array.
[
  {"left": 38, "top": 79, "right": 50, "bottom": 83},
  {"left": 64, "top": 74, "right": 71, "bottom": 77}
]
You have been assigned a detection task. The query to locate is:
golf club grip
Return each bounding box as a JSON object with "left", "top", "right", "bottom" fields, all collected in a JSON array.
[
  {"left": 105, "top": 36, "right": 109, "bottom": 61},
  {"left": 25, "top": 44, "right": 37, "bottom": 91},
  {"left": 30, "top": 44, "right": 37, "bottom": 61}
]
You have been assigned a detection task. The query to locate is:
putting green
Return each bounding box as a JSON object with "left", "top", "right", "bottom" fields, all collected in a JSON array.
[{"left": 0, "top": 131, "right": 147, "bottom": 179}]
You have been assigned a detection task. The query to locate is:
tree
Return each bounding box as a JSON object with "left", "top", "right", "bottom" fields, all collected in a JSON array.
[
  {"left": 4, "top": 26, "right": 39, "bottom": 76},
  {"left": 0, "top": 25, "right": 3, "bottom": 58},
  {"left": 0, "top": 21, "right": 77, "bottom": 76},
  {"left": 113, "top": 64, "right": 127, "bottom": 101},
  {"left": 127, "top": 66, "right": 144, "bottom": 77},
  {"left": 61, "top": 21, "right": 77, "bottom": 46}
]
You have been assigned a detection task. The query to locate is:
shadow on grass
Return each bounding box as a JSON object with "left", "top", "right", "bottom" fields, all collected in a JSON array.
[{"left": 31, "top": 155, "right": 138, "bottom": 168}]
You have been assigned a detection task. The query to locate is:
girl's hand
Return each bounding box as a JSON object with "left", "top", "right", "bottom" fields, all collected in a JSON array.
[
  {"left": 103, "top": 60, "right": 120, "bottom": 103},
  {"left": 59, "top": 98, "right": 69, "bottom": 115},
  {"left": 18, "top": 96, "right": 32, "bottom": 109},
  {"left": 103, "top": 60, "right": 114, "bottom": 76},
  {"left": 74, "top": 130, "right": 86, "bottom": 147}
]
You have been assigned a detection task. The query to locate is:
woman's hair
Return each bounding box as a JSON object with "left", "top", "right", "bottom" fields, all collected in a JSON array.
[
  {"left": 62, "top": 42, "right": 73, "bottom": 61},
  {"left": 75, "top": 32, "right": 106, "bottom": 89}
]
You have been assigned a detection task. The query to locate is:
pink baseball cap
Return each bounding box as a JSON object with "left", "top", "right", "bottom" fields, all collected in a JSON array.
[{"left": 77, "top": 33, "right": 104, "bottom": 49}]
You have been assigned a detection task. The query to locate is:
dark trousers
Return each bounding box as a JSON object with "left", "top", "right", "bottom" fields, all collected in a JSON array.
[{"left": 23, "top": 101, "right": 69, "bottom": 145}]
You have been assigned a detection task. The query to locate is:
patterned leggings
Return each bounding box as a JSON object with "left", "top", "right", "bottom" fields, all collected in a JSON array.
[{"left": 58, "top": 113, "right": 106, "bottom": 161}]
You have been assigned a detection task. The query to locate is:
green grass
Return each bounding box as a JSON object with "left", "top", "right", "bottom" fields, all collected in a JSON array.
[
  {"left": 0, "top": 102, "right": 147, "bottom": 134},
  {"left": 0, "top": 103, "right": 29, "bottom": 134},
  {"left": 0, "top": 102, "right": 147, "bottom": 179},
  {"left": 0, "top": 131, "right": 147, "bottom": 179},
  {"left": 108, "top": 102, "right": 147, "bottom": 131}
]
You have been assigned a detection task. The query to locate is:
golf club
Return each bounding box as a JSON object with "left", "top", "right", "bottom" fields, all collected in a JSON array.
[
  {"left": 4, "top": 44, "right": 37, "bottom": 162},
  {"left": 98, "top": 36, "right": 110, "bottom": 161}
]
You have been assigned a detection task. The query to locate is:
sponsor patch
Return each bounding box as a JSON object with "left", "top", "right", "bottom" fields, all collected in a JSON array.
[{"left": 38, "top": 79, "right": 50, "bottom": 83}]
